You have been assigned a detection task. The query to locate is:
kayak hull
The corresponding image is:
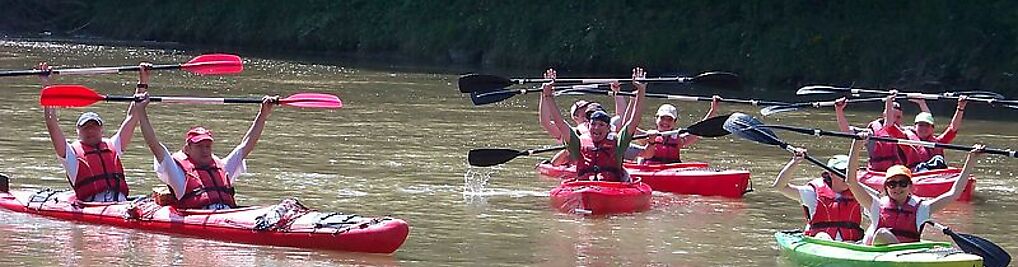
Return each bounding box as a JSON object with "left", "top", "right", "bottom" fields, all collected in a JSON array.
[
  {"left": 549, "top": 181, "right": 652, "bottom": 215},
  {"left": 536, "top": 162, "right": 750, "bottom": 198},
  {"left": 0, "top": 189, "right": 409, "bottom": 254},
  {"left": 859, "top": 168, "right": 976, "bottom": 201},
  {"left": 775, "top": 231, "right": 982, "bottom": 267}
]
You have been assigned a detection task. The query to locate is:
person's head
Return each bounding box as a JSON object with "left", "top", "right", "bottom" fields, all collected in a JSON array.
[
  {"left": 655, "top": 104, "right": 678, "bottom": 131},
  {"left": 913, "top": 112, "right": 935, "bottom": 138},
  {"left": 75, "top": 112, "right": 104, "bottom": 145},
  {"left": 587, "top": 110, "right": 612, "bottom": 142},
  {"left": 883, "top": 165, "right": 913, "bottom": 202},
  {"left": 183, "top": 126, "right": 215, "bottom": 166},
  {"left": 570, "top": 100, "right": 592, "bottom": 124},
  {"left": 890, "top": 102, "right": 903, "bottom": 125},
  {"left": 821, "top": 155, "right": 850, "bottom": 191}
]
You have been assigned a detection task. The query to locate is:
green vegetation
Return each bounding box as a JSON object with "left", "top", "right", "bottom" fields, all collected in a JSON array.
[{"left": 5, "top": 1, "right": 1018, "bottom": 95}]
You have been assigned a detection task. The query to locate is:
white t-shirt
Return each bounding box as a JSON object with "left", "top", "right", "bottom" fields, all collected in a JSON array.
[
  {"left": 795, "top": 185, "right": 856, "bottom": 241},
  {"left": 58, "top": 136, "right": 125, "bottom": 202},
  {"left": 864, "top": 195, "right": 931, "bottom": 240},
  {"left": 152, "top": 143, "right": 247, "bottom": 202}
]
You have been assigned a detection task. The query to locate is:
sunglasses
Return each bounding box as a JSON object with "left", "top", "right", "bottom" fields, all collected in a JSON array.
[{"left": 885, "top": 179, "right": 912, "bottom": 189}]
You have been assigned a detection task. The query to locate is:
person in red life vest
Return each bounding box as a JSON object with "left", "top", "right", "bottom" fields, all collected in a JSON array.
[
  {"left": 636, "top": 95, "right": 719, "bottom": 164},
  {"left": 897, "top": 96, "right": 968, "bottom": 171},
  {"left": 541, "top": 67, "right": 648, "bottom": 182},
  {"left": 539, "top": 78, "right": 629, "bottom": 167},
  {"left": 134, "top": 91, "right": 278, "bottom": 210},
  {"left": 771, "top": 147, "right": 863, "bottom": 242},
  {"left": 834, "top": 94, "right": 907, "bottom": 172},
  {"left": 845, "top": 132, "right": 983, "bottom": 245},
  {"left": 41, "top": 63, "right": 150, "bottom": 202}
]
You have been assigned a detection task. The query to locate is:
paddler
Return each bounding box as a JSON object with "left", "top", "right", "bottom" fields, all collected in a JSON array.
[
  {"left": 771, "top": 147, "right": 863, "bottom": 242},
  {"left": 893, "top": 96, "right": 969, "bottom": 171},
  {"left": 834, "top": 94, "right": 906, "bottom": 171},
  {"left": 541, "top": 67, "right": 647, "bottom": 182},
  {"left": 540, "top": 75, "right": 632, "bottom": 166},
  {"left": 845, "top": 131, "right": 983, "bottom": 245},
  {"left": 636, "top": 96, "right": 720, "bottom": 164},
  {"left": 42, "top": 63, "right": 150, "bottom": 202},
  {"left": 134, "top": 90, "right": 278, "bottom": 210}
]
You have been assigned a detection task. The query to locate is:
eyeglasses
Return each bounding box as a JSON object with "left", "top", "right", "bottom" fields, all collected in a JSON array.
[{"left": 885, "top": 179, "right": 911, "bottom": 189}]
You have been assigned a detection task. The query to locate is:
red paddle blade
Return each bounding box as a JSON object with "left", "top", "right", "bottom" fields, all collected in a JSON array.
[
  {"left": 279, "top": 93, "right": 343, "bottom": 109},
  {"left": 181, "top": 54, "right": 243, "bottom": 75},
  {"left": 40, "top": 85, "right": 105, "bottom": 107}
]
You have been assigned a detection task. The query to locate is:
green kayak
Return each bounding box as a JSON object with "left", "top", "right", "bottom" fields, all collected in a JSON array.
[{"left": 775, "top": 231, "right": 982, "bottom": 267}]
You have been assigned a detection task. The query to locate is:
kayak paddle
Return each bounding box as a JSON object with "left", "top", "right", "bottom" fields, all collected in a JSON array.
[
  {"left": 468, "top": 114, "right": 732, "bottom": 167},
  {"left": 924, "top": 221, "right": 1011, "bottom": 267},
  {"left": 469, "top": 83, "right": 607, "bottom": 105},
  {"left": 722, "top": 112, "right": 848, "bottom": 178},
  {"left": 797, "top": 85, "right": 1016, "bottom": 108},
  {"left": 753, "top": 123, "right": 1016, "bottom": 159},
  {"left": 0, "top": 54, "right": 243, "bottom": 77},
  {"left": 555, "top": 86, "right": 790, "bottom": 107},
  {"left": 458, "top": 71, "right": 741, "bottom": 93},
  {"left": 760, "top": 96, "right": 889, "bottom": 116},
  {"left": 39, "top": 85, "right": 342, "bottom": 109}
]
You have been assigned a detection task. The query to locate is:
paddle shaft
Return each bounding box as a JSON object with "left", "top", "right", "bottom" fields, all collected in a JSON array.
[
  {"left": 103, "top": 95, "right": 269, "bottom": 105},
  {"left": 510, "top": 77, "right": 695, "bottom": 84},
  {"left": 807, "top": 87, "right": 1015, "bottom": 105},
  {"left": 517, "top": 128, "right": 689, "bottom": 157},
  {"left": 762, "top": 124, "right": 1017, "bottom": 158},
  {"left": 0, "top": 63, "right": 191, "bottom": 77}
]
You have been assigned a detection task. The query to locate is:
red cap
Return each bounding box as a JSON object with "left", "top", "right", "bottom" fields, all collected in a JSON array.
[{"left": 185, "top": 126, "right": 214, "bottom": 144}]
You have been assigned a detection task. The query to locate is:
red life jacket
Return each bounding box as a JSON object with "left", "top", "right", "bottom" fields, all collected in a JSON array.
[
  {"left": 875, "top": 196, "right": 925, "bottom": 243},
  {"left": 802, "top": 179, "right": 864, "bottom": 241},
  {"left": 575, "top": 134, "right": 625, "bottom": 182},
  {"left": 69, "top": 140, "right": 129, "bottom": 201},
  {"left": 867, "top": 120, "right": 903, "bottom": 171},
  {"left": 645, "top": 134, "right": 682, "bottom": 164},
  {"left": 897, "top": 129, "right": 933, "bottom": 169},
  {"left": 171, "top": 152, "right": 237, "bottom": 209}
]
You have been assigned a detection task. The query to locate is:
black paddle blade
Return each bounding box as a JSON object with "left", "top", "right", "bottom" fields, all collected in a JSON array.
[
  {"left": 723, "top": 113, "right": 785, "bottom": 146},
  {"left": 458, "top": 74, "right": 513, "bottom": 93},
  {"left": 759, "top": 105, "right": 799, "bottom": 116},
  {"left": 468, "top": 148, "right": 524, "bottom": 167},
  {"left": 470, "top": 90, "right": 518, "bottom": 105},
  {"left": 692, "top": 71, "right": 742, "bottom": 90},
  {"left": 942, "top": 228, "right": 1012, "bottom": 267},
  {"left": 686, "top": 114, "right": 732, "bottom": 137}
]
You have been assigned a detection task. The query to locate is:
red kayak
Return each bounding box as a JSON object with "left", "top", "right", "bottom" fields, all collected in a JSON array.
[
  {"left": 0, "top": 188, "right": 409, "bottom": 253},
  {"left": 549, "top": 180, "right": 652, "bottom": 215},
  {"left": 536, "top": 162, "right": 751, "bottom": 198},
  {"left": 858, "top": 168, "right": 976, "bottom": 201}
]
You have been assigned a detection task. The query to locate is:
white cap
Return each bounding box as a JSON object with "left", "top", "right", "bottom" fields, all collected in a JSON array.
[{"left": 656, "top": 104, "right": 677, "bottom": 118}]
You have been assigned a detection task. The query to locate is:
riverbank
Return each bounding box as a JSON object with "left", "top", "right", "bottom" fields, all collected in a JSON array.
[{"left": 4, "top": 1, "right": 1018, "bottom": 96}]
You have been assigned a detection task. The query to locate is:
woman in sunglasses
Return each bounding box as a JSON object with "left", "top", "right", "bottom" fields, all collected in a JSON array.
[{"left": 845, "top": 132, "right": 984, "bottom": 245}]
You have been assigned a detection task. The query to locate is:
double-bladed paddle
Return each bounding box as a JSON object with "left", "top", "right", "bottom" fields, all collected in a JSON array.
[
  {"left": 468, "top": 114, "right": 733, "bottom": 167},
  {"left": 469, "top": 83, "right": 607, "bottom": 105},
  {"left": 924, "top": 221, "right": 1011, "bottom": 267},
  {"left": 458, "top": 71, "right": 741, "bottom": 93},
  {"left": 555, "top": 87, "right": 790, "bottom": 107},
  {"left": 1, "top": 54, "right": 243, "bottom": 77},
  {"left": 797, "top": 85, "right": 1017, "bottom": 109},
  {"left": 39, "top": 85, "right": 342, "bottom": 109},
  {"left": 722, "top": 113, "right": 848, "bottom": 178}
]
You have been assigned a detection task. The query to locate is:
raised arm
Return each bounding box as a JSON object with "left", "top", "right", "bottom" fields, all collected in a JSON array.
[
  {"left": 541, "top": 69, "right": 573, "bottom": 144},
  {"left": 834, "top": 97, "right": 851, "bottom": 132},
  {"left": 679, "top": 95, "right": 720, "bottom": 147},
  {"left": 612, "top": 81, "right": 628, "bottom": 119},
  {"left": 537, "top": 87, "right": 561, "bottom": 140},
  {"left": 846, "top": 133, "right": 878, "bottom": 208},
  {"left": 113, "top": 63, "right": 150, "bottom": 150},
  {"left": 883, "top": 91, "right": 898, "bottom": 128},
  {"left": 945, "top": 96, "right": 967, "bottom": 134},
  {"left": 928, "top": 145, "right": 982, "bottom": 212},
  {"left": 771, "top": 146, "right": 807, "bottom": 201},
  {"left": 134, "top": 93, "right": 168, "bottom": 163},
  {"left": 621, "top": 67, "right": 647, "bottom": 137},
  {"left": 43, "top": 107, "right": 68, "bottom": 158},
  {"left": 908, "top": 98, "right": 931, "bottom": 113},
  {"left": 234, "top": 95, "right": 278, "bottom": 159}
]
